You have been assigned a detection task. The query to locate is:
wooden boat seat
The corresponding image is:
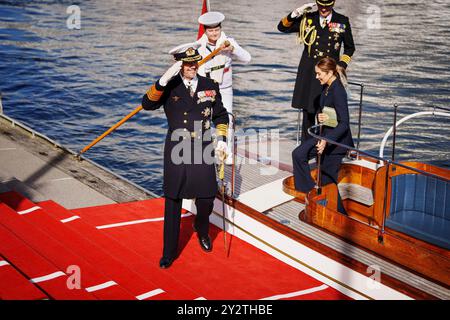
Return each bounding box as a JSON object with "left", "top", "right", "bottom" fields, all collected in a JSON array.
[
  {"left": 282, "top": 176, "right": 373, "bottom": 206},
  {"left": 386, "top": 173, "right": 450, "bottom": 250},
  {"left": 338, "top": 183, "right": 374, "bottom": 206}
]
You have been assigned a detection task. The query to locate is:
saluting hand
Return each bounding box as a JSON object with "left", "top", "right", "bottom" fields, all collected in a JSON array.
[
  {"left": 291, "top": 2, "right": 316, "bottom": 18},
  {"left": 159, "top": 61, "right": 182, "bottom": 86}
]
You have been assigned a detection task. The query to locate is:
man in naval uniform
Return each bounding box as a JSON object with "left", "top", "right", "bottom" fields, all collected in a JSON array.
[
  {"left": 142, "top": 45, "right": 229, "bottom": 269},
  {"left": 278, "top": 0, "right": 355, "bottom": 142},
  {"left": 195, "top": 11, "right": 251, "bottom": 164}
]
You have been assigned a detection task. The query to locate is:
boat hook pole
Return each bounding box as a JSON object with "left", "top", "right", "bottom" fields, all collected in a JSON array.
[
  {"left": 77, "top": 41, "right": 231, "bottom": 159},
  {"left": 315, "top": 125, "right": 323, "bottom": 195}
]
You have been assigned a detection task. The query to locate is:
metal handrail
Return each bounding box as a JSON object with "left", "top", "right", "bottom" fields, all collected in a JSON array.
[
  {"left": 307, "top": 124, "right": 449, "bottom": 238},
  {"left": 307, "top": 124, "right": 449, "bottom": 183},
  {"left": 379, "top": 109, "right": 450, "bottom": 159}
]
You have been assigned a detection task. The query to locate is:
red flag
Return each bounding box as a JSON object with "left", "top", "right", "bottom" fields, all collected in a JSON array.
[{"left": 197, "top": 0, "right": 210, "bottom": 40}]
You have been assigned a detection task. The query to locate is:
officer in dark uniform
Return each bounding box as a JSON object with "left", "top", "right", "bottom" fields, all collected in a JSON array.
[
  {"left": 142, "top": 45, "right": 229, "bottom": 269},
  {"left": 278, "top": 0, "right": 355, "bottom": 142}
]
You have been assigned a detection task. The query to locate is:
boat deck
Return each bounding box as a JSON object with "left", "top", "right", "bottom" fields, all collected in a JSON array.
[{"left": 220, "top": 135, "right": 450, "bottom": 299}]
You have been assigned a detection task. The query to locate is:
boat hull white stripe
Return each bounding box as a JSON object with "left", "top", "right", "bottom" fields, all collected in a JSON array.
[
  {"left": 182, "top": 199, "right": 412, "bottom": 300},
  {"left": 260, "top": 284, "right": 329, "bottom": 300},
  {"left": 136, "top": 289, "right": 165, "bottom": 300},
  {"left": 30, "top": 271, "right": 66, "bottom": 283},
  {"left": 0, "top": 260, "right": 10, "bottom": 267},
  {"left": 96, "top": 213, "right": 192, "bottom": 230},
  {"left": 60, "top": 216, "right": 81, "bottom": 223},
  {"left": 85, "top": 281, "right": 117, "bottom": 292},
  {"left": 17, "top": 206, "right": 41, "bottom": 215}
]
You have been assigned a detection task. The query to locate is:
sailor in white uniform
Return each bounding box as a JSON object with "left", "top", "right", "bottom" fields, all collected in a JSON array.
[{"left": 196, "top": 11, "right": 251, "bottom": 164}]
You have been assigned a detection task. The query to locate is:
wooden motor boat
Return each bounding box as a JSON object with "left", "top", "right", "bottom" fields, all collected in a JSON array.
[{"left": 283, "top": 117, "right": 450, "bottom": 287}]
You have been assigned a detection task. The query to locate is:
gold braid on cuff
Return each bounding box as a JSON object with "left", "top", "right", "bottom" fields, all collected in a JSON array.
[
  {"left": 216, "top": 124, "right": 228, "bottom": 137},
  {"left": 340, "top": 54, "right": 352, "bottom": 65},
  {"left": 146, "top": 84, "right": 163, "bottom": 101}
]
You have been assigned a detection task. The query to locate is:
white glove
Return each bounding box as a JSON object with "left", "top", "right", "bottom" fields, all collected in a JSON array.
[
  {"left": 159, "top": 61, "right": 182, "bottom": 86},
  {"left": 291, "top": 2, "right": 316, "bottom": 18},
  {"left": 215, "top": 141, "right": 228, "bottom": 160}
]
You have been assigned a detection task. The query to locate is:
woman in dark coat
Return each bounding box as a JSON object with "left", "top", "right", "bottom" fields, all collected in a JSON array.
[{"left": 292, "top": 56, "right": 354, "bottom": 213}]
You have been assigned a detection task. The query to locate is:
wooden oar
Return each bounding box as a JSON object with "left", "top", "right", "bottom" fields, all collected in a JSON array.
[{"left": 77, "top": 41, "right": 231, "bottom": 157}]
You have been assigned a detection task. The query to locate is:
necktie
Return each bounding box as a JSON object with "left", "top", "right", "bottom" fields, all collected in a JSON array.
[
  {"left": 187, "top": 82, "right": 194, "bottom": 97},
  {"left": 322, "top": 18, "right": 328, "bottom": 28}
]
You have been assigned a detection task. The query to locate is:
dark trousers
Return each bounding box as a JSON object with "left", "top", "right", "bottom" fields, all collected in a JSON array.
[
  {"left": 292, "top": 138, "right": 347, "bottom": 214},
  {"left": 301, "top": 110, "right": 317, "bottom": 142},
  {"left": 163, "top": 196, "right": 215, "bottom": 259}
]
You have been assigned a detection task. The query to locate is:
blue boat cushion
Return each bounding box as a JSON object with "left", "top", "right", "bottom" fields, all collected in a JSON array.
[{"left": 386, "top": 173, "right": 450, "bottom": 249}]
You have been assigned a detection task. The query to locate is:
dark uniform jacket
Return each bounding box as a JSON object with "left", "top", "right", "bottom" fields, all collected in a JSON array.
[
  {"left": 320, "top": 79, "right": 354, "bottom": 155},
  {"left": 142, "top": 75, "right": 229, "bottom": 199},
  {"left": 278, "top": 10, "right": 355, "bottom": 113}
]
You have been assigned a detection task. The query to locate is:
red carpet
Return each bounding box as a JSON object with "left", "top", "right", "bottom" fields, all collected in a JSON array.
[
  {"left": 0, "top": 254, "right": 47, "bottom": 300},
  {"left": 0, "top": 222, "right": 95, "bottom": 300},
  {"left": 0, "top": 191, "right": 351, "bottom": 300}
]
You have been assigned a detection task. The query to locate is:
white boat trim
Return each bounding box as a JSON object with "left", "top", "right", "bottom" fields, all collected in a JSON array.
[
  {"left": 237, "top": 177, "right": 293, "bottom": 213},
  {"left": 183, "top": 199, "right": 413, "bottom": 300}
]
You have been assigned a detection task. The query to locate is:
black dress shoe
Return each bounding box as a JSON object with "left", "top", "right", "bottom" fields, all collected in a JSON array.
[
  {"left": 159, "top": 257, "right": 173, "bottom": 269},
  {"left": 198, "top": 235, "right": 212, "bottom": 252}
]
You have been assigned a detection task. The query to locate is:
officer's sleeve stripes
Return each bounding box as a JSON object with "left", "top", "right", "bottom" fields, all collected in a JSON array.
[
  {"left": 281, "top": 16, "right": 293, "bottom": 28},
  {"left": 216, "top": 124, "right": 228, "bottom": 138},
  {"left": 146, "top": 84, "right": 163, "bottom": 102},
  {"left": 340, "top": 54, "right": 352, "bottom": 65}
]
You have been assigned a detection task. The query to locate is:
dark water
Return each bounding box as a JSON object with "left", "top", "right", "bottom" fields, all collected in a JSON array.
[{"left": 1, "top": 0, "right": 449, "bottom": 196}]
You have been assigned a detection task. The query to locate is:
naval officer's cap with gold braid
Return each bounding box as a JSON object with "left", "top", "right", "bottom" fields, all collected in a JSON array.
[
  {"left": 169, "top": 42, "right": 202, "bottom": 63},
  {"left": 316, "top": 0, "right": 335, "bottom": 7}
]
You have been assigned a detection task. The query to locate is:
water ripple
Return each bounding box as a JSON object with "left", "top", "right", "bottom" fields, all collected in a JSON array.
[{"left": 0, "top": 0, "right": 449, "bottom": 195}]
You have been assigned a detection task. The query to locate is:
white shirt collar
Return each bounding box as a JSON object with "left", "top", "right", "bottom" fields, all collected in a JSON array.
[
  {"left": 320, "top": 13, "right": 332, "bottom": 24},
  {"left": 181, "top": 74, "right": 198, "bottom": 91}
]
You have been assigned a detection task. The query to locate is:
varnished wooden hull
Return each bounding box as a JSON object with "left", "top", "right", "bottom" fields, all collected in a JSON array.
[{"left": 286, "top": 160, "right": 450, "bottom": 287}]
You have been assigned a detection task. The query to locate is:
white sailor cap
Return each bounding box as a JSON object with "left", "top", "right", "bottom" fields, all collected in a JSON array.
[{"left": 198, "top": 11, "right": 225, "bottom": 28}]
